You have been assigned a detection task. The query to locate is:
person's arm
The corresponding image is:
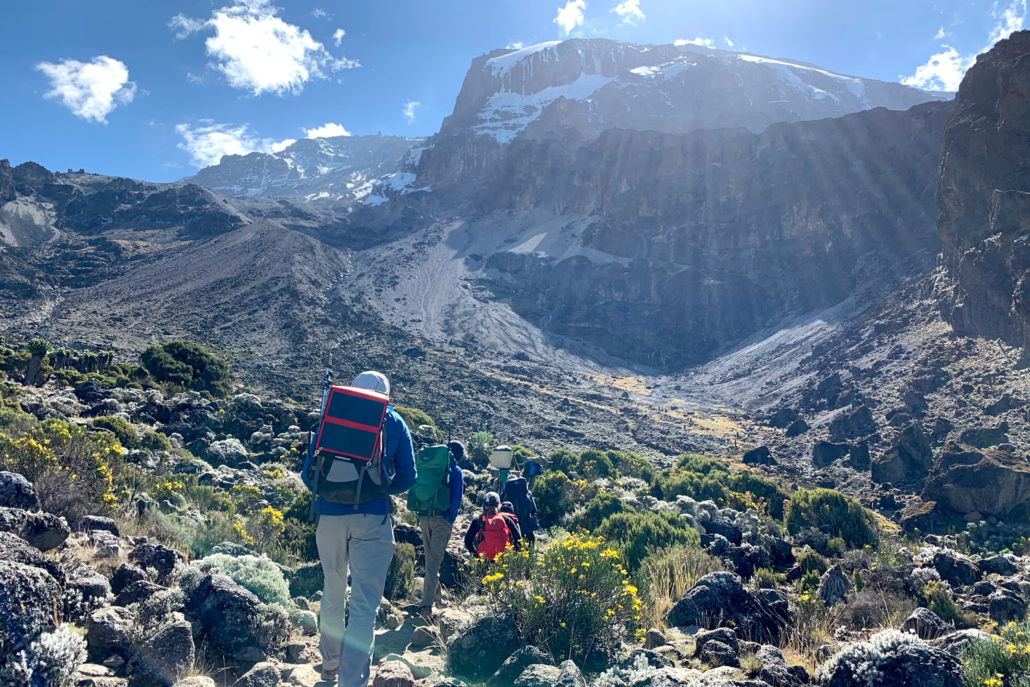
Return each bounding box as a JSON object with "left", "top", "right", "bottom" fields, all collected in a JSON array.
[
  {"left": 464, "top": 518, "right": 481, "bottom": 555},
  {"left": 504, "top": 515, "right": 523, "bottom": 549},
  {"left": 385, "top": 411, "right": 416, "bottom": 495},
  {"left": 448, "top": 463, "right": 464, "bottom": 522},
  {"left": 300, "top": 431, "right": 317, "bottom": 492}
]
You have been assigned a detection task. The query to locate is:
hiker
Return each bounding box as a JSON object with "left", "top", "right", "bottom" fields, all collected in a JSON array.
[
  {"left": 407, "top": 426, "right": 464, "bottom": 620},
  {"left": 464, "top": 491, "right": 522, "bottom": 561},
  {"left": 301, "top": 371, "right": 416, "bottom": 687},
  {"left": 501, "top": 473, "right": 539, "bottom": 546}
]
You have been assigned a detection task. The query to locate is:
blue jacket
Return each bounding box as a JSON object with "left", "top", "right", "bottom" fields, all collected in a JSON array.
[
  {"left": 301, "top": 407, "right": 416, "bottom": 517},
  {"left": 445, "top": 462, "right": 464, "bottom": 523}
]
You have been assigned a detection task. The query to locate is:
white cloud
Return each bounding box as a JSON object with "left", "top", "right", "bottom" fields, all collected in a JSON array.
[
  {"left": 903, "top": 0, "right": 1025, "bottom": 91},
  {"left": 311, "top": 8, "right": 330, "bottom": 19},
  {"left": 36, "top": 56, "right": 138, "bottom": 124},
  {"left": 271, "top": 138, "right": 296, "bottom": 151},
  {"left": 332, "top": 28, "right": 346, "bottom": 47},
  {"left": 554, "top": 0, "right": 586, "bottom": 35},
  {"left": 675, "top": 37, "right": 715, "bottom": 48},
  {"left": 611, "top": 0, "right": 644, "bottom": 25},
  {"left": 169, "top": 0, "right": 359, "bottom": 96},
  {"left": 935, "top": 26, "right": 948, "bottom": 39},
  {"left": 304, "top": 122, "right": 351, "bottom": 138},
  {"left": 176, "top": 120, "right": 293, "bottom": 167},
  {"left": 403, "top": 100, "right": 421, "bottom": 124},
  {"left": 724, "top": 37, "right": 734, "bottom": 48},
  {"left": 507, "top": 41, "right": 525, "bottom": 49}
]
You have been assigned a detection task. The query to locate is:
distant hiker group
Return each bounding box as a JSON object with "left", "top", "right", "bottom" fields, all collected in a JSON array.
[{"left": 301, "top": 369, "right": 541, "bottom": 687}]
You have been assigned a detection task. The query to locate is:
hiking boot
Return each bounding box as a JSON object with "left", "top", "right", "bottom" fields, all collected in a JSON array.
[
  {"left": 419, "top": 606, "right": 434, "bottom": 621},
  {"left": 320, "top": 668, "right": 337, "bottom": 683}
]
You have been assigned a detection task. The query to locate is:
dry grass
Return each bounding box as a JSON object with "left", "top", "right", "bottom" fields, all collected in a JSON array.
[{"left": 639, "top": 547, "right": 727, "bottom": 628}]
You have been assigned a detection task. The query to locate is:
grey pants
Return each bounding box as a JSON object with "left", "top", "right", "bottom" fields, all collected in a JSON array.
[
  {"left": 317, "top": 513, "right": 395, "bottom": 687},
  {"left": 419, "top": 515, "right": 454, "bottom": 608}
]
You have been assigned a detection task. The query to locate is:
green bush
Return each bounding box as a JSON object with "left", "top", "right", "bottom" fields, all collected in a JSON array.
[
  {"left": 796, "top": 548, "right": 829, "bottom": 576},
  {"left": 394, "top": 406, "right": 436, "bottom": 432},
  {"left": 384, "top": 543, "right": 417, "bottom": 601},
  {"left": 532, "top": 472, "right": 598, "bottom": 529},
  {"left": 577, "top": 450, "right": 616, "bottom": 480},
  {"left": 728, "top": 471, "right": 789, "bottom": 520},
  {"left": 921, "top": 580, "right": 978, "bottom": 629},
  {"left": 961, "top": 618, "right": 1030, "bottom": 687},
  {"left": 609, "top": 451, "right": 658, "bottom": 486},
  {"left": 200, "top": 553, "right": 291, "bottom": 606},
  {"left": 141, "top": 340, "right": 232, "bottom": 397},
  {"left": 92, "top": 416, "right": 140, "bottom": 449},
  {"left": 596, "top": 510, "right": 700, "bottom": 572},
  {"left": 141, "top": 431, "right": 173, "bottom": 452},
  {"left": 477, "top": 534, "right": 644, "bottom": 664},
  {"left": 784, "top": 488, "right": 876, "bottom": 549},
  {"left": 569, "top": 491, "right": 626, "bottom": 532},
  {"left": 466, "top": 431, "right": 495, "bottom": 466},
  {"left": 546, "top": 448, "right": 580, "bottom": 476}
]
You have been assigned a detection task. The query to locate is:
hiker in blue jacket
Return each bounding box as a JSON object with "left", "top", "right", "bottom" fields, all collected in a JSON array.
[{"left": 301, "top": 371, "right": 416, "bottom": 687}]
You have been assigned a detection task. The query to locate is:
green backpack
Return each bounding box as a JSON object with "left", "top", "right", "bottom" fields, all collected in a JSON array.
[{"left": 407, "top": 444, "right": 452, "bottom": 515}]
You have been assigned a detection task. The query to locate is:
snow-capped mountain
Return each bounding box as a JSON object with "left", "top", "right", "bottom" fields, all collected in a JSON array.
[
  {"left": 186, "top": 135, "right": 423, "bottom": 204},
  {"left": 442, "top": 39, "right": 950, "bottom": 142}
]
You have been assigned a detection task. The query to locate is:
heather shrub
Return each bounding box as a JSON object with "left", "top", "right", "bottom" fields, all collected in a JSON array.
[
  {"left": 596, "top": 510, "right": 700, "bottom": 572},
  {"left": 569, "top": 490, "right": 626, "bottom": 531},
  {"left": 785, "top": 488, "right": 876, "bottom": 549},
  {"left": 476, "top": 534, "right": 643, "bottom": 664},
  {"left": 141, "top": 340, "right": 232, "bottom": 397},
  {"left": 394, "top": 406, "right": 436, "bottom": 432},
  {"left": 92, "top": 416, "right": 139, "bottom": 449},
  {"left": 533, "top": 471, "right": 598, "bottom": 529},
  {"left": 384, "top": 543, "right": 417, "bottom": 601},
  {"left": 796, "top": 548, "right": 829, "bottom": 576},
  {"left": 199, "top": 553, "right": 291, "bottom": 606}
]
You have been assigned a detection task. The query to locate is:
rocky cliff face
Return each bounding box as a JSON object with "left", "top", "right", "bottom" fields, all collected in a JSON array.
[
  {"left": 937, "top": 31, "right": 1030, "bottom": 353},
  {"left": 463, "top": 102, "right": 952, "bottom": 367},
  {"left": 415, "top": 39, "right": 949, "bottom": 191}
]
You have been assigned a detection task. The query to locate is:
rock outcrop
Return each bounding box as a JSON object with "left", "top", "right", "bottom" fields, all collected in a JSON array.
[
  {"left": 936, "top": 30, "right": 1030, "bottom": 354},
  {"left": 922, "top": 441, "right": 1030, "bottom": 517}
]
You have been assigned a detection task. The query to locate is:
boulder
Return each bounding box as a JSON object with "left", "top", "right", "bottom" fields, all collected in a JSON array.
[
  {"left": 513, "top": 665, "right": 561, "bottom": 687},
  {"left": 555, "top": 660, "right": 587, "bottom": 687},
  {"left": 699, "top": 640, "right": 738, "bottom": 668},
  {"left": 902, "top": 608, "right": 952, "bottom": 640},
  {"left": 986, "top": 394, "right": 1026, "bottom": 417},
  {"left": 129, "top": 543, "right": 182, "bottom": 584},
  {"left": 988, "top": 590, "right": 1027, "bottom": 623},
  {"left": 0, "top": 507, "right": 71, "bottom": 551},
  {"left": 958, "top": 423, "right": 1009, "bottom": 448},
  {"left": 848, "top": 442, "right": 871, "bottom": 470},
  {"left": 931, "top": 551, "right": 981, "bottom": 586},
  {"left": 0, "top": 560, "right": 63, "bottom": 664},
  {"left": 76, "top": 515, "right": 120, "bottom": 537},
  {"left": 0, "top": 470, "right": 39, "bottom": 509},
  {"left": 820, "top": 630, "right": 963, "bottom": 687},
  {"left": 872, "top": 425, "right": 932, "bottom": 485},
  {"left": 111, "top": 563, "right": 149, "bottom": 594},
  {"left": 756, "top": 644, "right": 805, "bottom": 687},
  {"left": 0, "top": 530, "right": 65, "bottom": 583},
  {"left": 666, "top": 572, "right": 790, "bottom": 643},
  {"left": 922, "top": 442, "right": 1030, "bottom": 517},
  {"left": 116, "top": 580, "right": 163, "bottom": 607},
  {"left": 232, "top": 662, "right": 281, "bottom": 687},
  {"left": 206, "top": 438, "right": 248, "bottom": 467},
  {"left": 768, "top": 408, "right": 797, "bottom": 429},
  {"left": 289, "top": 561, "right": 324, "bottom": 598},
  {"left": 488, "top": 646, "right": 553, "bottom": 687},
  {"left": 812, "top": 441, "right": 850, "bottom": 468},
  {"left": 187, "top": 574, "right": 288, "bottom": 658},
  {"left": 742, "top": 446, "right": 777, "bottom": 466},
  {"left": 447, "top": 613, "right": 521, "bottom": 680},
  {"left": 645, "top": 628, "right": 667, "bottom": 649},
  {"left": 130, "top": 618, "right": 195, "bottom": 686},
  {"left": 817, "top": 566, "right": 854, "bottom": 607},
  {"left": 373, "top": 661, "right": 415, "bottom": 687},
  {"left": 828, "top": 405, "right": 877, "bottom": 442},
  {"left": 980, "top": 554, "right": 1019, "bottom": 576},
  {"left": 931, "top": 629, "right": 992, "bottom": 657},
  {"left": 785, "top": 419, "right": 810, "bottom": 437},
  {"left": 86, "top": 606, "right": 136, "bottom": 652}
]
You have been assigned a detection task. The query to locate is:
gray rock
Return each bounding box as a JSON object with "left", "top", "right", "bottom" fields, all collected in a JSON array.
[
  {"left": 932, "top": 551, "right": 981, "bottom": 587},
  {"left": 0, "top": 530, "right": 65, "bottom": 583},
  {"left": 488, "top": 646, "right": 553, "bottom": 687},
  {"left": 756, "top": 644, "right": 805, "bottom": 687},
  {"left": 988, "top": 590, "right": 1027, "bottom": 623},
  {"left": 289, "top": 561, "right": 324, "bottom": 598},
  {"left": 116, "top": 580, "right": 163, "bottom": 607},
  {"left": 77, "top": 515, "right": 121, "bottom": 537},
  {"left": 111, "top": 563, "right": 148, "bottom": 594},
  {"left": 513, "top": 665, "right": 561, "bottom": 687},
  {"left": 694, "top": 627, "right": 740, "bottom": 654},
  {"left": 785, "top": 419, "right": 810, "bottom": 437},
  {"left": 131, "top": 618, "right": 195, "bottom": 687},
  {"left": 173, "top": 679, "right": 217, "bottom": 687},
  {"left": 129, "top": 543, "right": 182, "bottom": 584},
  {"left": 645, "top": 628, "right": 667, "bottom": 649},
  {"left": 931, "top": 629, "right": 992, "bottom": 657},
  {"left": 821, "top": 631, "right": 963, "bottom": 687},
  {"left": 0, "top": 507, "right": 71, "bottom": 551},
  {"left": 292, "top": 609, "right": 318, "bottom": 635},
  {"left": 555, "top": 661, "right": 587, "bottom": 687},
  {"left": 902, "top": 608, "right": 952, "bottom": 640},
  {"left": 0, "top": 560, "right": 63, "bottom": 664},
  {"left": 742, "top": 446, "right": 776, "bottom": 466},
  {"left": 700, "top": 640, "right": 739, "bottom": 668},
  {"left": 86, "top": 606, "right": 136, "bottom": 651},
  {"left": 0, "top": 471, "right": 39, "bottom": 510},
  {"left": 979, "top": 554, "right": 1018, "bottom": 576},
  {"left": 373, "top": 661, "right": 416, "bottom": 687},
  {"left": 232, "top": 662, "right": 281, "bottom": 687},
  {"left": 828, "top": 405, "right": 877, "bottom": 442},
  {"left": 187, "top": 574, "right": 289, "bottom": 658},
  {"left": 666, "top": 572, "right": 790, "bottom": 643},
  {"left": 818, "top": 566, "right": 854, "bottom": 607},
  {"left": 447, "top": 613, "right": 521, "bottom": 680}
]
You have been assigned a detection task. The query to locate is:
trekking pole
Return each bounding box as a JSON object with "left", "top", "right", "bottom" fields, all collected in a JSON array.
[
  {"left": 444, "top": 418, "right": 453, "bottom": 443},
  {"left": 309, "top": 354, "right": 333, "bottom": 523}
]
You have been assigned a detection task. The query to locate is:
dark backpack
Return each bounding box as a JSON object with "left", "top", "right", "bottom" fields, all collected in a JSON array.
[{"left": 501, "top": 477, "right": 538, "bottom": 533}]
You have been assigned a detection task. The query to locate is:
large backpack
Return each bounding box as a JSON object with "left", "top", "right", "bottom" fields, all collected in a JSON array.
[
  {"left": 501, "top": 477, "right": 539, "bottom": 533},
  {"left": 475, "top": 513, "right": 513, "bottom": 561},
  {"left": 407, "top": 445, "right": 452, "bottom": 515},
  {"left": 309, "top": 385, "right": 391, "bottom": 506}
]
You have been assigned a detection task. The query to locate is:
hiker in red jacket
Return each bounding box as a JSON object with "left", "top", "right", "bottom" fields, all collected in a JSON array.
[{"left": 464, "top": 491, "right": 522, "bottom": 561}]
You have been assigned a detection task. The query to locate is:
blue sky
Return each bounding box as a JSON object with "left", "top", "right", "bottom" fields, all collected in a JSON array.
[{"left": 0, "top": 0, "right": 1024, "bottom": 182}]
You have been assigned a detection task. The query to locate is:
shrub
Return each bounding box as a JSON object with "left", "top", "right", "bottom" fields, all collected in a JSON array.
[
  {"left": 92, "top": 416, "right": 140, "bottom": 449},
  {"left": 796, "top": 549, "right": 829, "bottom": 576},
  {"left": 141, "top": 431, "right": 172, "bottom": 452},
  {"left": 638, "top": 545, "right": 726, "bottom": 627},
  {"left": 921, "top": 580, "right": 978, "bottom": 629},
  {"left": 466, "top": 431, "right": 496, "bottom": 466},
  {"left": 784, "top": 488, "right": 876, "bottom": 549},
  {"left": 478, "top": 534, "right": 643, "bottom": 664},
  {"left": 751, "top": 568, "right": 782, "bottom": 589},
  {"left": 141, "top": 340, "right": 232, "bottom": 397},
  {"left": 0, "top": 624, "right": 88, "bottom": 687},
  {"left": 817, "top": 629, "right": 925, "bottom": 685},
  {"left": 609, "top": 451, "right": 658, "bottom": 486},
  {"left": 578, "top": 450, "right": 616, "bottom": 480},
  {"left": 728, "top": 471, "right": 789, "bottom": 520},
  {"left": 394, "top": 406, "right": 436, "bottom": 432},
  {"left": 199, "top": 553, "right": 291, "bottom": 606},
  {"left": 547, "top": 448, "right": 580, "bottom": 476},
  {"left": 596, "top": 510, "right": 700, "bottom": 572},
  {"left": 961, "top": 618, "right": 1030, "bottom": 687},
  {"left": 533, "top": 472, "right": 598, "bottom": 529},
  {"left": 384, "top": 543, "right": 417, "bottom": 601},
  {"left": 569, "top": 491, "right": 626, "bottom": 532}
]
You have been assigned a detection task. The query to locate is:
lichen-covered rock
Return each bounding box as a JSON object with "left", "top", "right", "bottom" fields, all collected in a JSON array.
[
  {"left": 979, "top": 554, "right": 1018, "bottom": 577},
  {"left": 902, "top": 608, "right": 952, "bottom": 640},
  {"left": 988, "top": 590, "right": 1027, "bottom": 623},
  {"left": 0, "top": 507, "right": 71, "bottom": 551},
  {"left": 372, "top": 661, "right": 415, "bottom": 687},
  {"left": 111, "top": 563, "right": 148, "bottom": 595},
  {"left": 488, "top": 646, "right": 553, "bottom": 687},
  {"left": 0, "top": 471, "right": 39, "bottom": 510},
  {"left": 756, "top": 644, "right": 806, "bottom": 687},
  {"left": 818, "top": 566, "right": 854, "bottom": 607},
  {"left": 666, "top": 572, "right": 790, "bottom": 643},
  {"left": 0, "top": 530, "right": 65, "bottom": 584},
  {"left": 116, "top": 580, "right": 163, "bottom": 607},
  {"left": 818, "top": 630, "right": 963, "bottom": 687},
  {"left": 931, "top": 551, "right": 980, "bottom": 587},
  {"left": 700, "top": 640, "right": 739, "bottom": 668},
  {"left": 446, "top": 613, "right": 521, "bottom": 680},
  {"left": 187, "top": 574, "right": 289, "bottom": 659},
  {"left": 129, "top": 543, "right": 182, "bottom": 584},
  {"left": 76, "top": 515, "right": 120, "bottom": 537},
  {"left": 231, "top": 662, "right": 280, "bottom": 687},
  {"left": 86, "top": 606, "right": 136, "bottom": 652},
  {"left": 0, "top": 560, "right": 63, "bottom": 664},
  {"left": 288, "top": 561, "right": 324, "bottom": 598},
  {"left": 131, "top": 618, "right": 195, "bottom": 687}
]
